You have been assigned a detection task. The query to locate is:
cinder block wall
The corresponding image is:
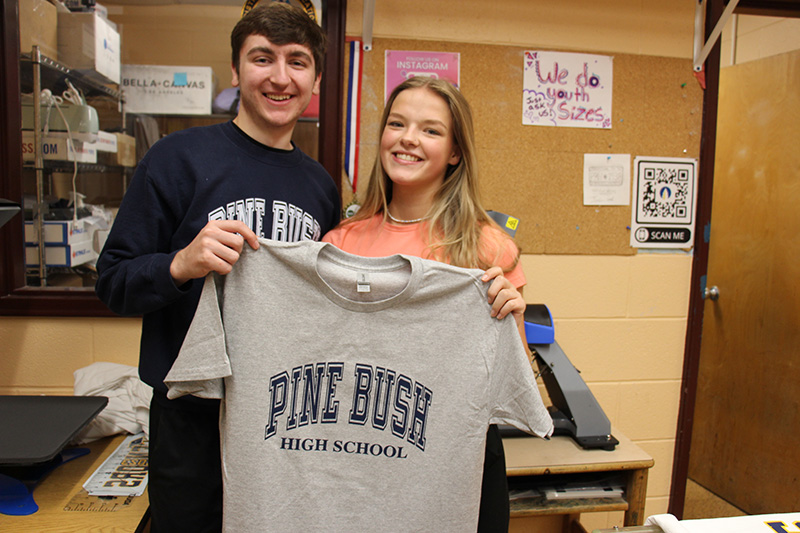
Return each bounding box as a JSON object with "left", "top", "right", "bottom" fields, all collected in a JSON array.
[
  {"left": 520, "top": 253, "right": 690, "bottom": 530},
  {"left": 4, "top": 2, "right": 799, "bottom": 531},
  {"left": 0, "top": 318, "right": 141, "bottom": 395}
]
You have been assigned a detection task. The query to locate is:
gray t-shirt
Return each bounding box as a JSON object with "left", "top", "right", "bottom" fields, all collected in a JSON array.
[{"left": 165, "top": 240, "right": 553, "bottom": 532}]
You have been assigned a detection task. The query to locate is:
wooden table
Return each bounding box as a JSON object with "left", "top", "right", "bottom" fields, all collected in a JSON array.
[
  {"left": 504, "top": 429, "right": 654, "bottom": 532},
  {"left": 0, "top": 435, "right": 149, "bottom": 532}
]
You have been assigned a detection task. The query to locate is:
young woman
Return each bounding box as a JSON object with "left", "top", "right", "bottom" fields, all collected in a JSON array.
[{"left": 323, "top": 76, "right": 528, "bottom": 531}]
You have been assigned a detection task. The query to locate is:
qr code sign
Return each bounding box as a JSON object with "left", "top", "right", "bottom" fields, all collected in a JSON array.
[{"left": 636, "top": 163, "right": 693, "bottom": 223}]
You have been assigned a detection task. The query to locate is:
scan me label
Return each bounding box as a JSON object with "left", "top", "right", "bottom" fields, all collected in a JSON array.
[{"left": 634, "top": 227, "right": 691, "bottom": 244}]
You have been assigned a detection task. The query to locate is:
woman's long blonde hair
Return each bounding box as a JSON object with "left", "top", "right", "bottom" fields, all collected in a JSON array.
[{"left": 346, "top": 76, "right": 518, "bottom": 271}]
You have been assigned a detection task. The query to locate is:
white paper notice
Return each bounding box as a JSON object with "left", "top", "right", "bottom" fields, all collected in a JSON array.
[{"left": 583, "top": 154, "right": 630, "bottom": 205}]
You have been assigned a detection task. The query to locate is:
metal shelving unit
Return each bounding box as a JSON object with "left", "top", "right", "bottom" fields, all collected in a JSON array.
[{"left": 21, "top": 45, "right": 126, "bottom": 287}]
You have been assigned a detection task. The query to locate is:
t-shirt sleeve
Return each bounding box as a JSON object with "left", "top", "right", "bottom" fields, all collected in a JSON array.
[
  {"left": 488, "top": 317, "right": 554, "bottom": 438},
  {"left": 164, "top": 274, "right": 231, "bottom": 400}
]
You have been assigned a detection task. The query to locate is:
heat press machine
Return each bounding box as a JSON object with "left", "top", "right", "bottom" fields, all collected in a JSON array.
[
  {"left": 518, "top": 304, "right": 619, "bottom": 450},
  {"left": 488, "top": 211, "right": 617, "bottom": 451},
  {"left": 0, "top": 395, "right": 108, "bottom": 515}
]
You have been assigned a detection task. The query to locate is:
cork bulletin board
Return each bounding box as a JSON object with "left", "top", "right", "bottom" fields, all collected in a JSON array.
[{"left": 344, "top": 38, "right": 704, "bottom": 255}]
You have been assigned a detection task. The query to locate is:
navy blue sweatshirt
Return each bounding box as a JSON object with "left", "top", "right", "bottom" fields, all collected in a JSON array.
[{"left": 96, "top": 121, "right": 340, "bottom": 403}]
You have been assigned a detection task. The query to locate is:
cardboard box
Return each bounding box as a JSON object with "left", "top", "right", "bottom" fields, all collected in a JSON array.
[
  {"left": 57, "top": 12, "right": 121, "bottom": 84},
  {"left": 93, "top": 228, "right": 110, "bottom": 253},
  {"left": 116, "top": 133, "right": 136, "bottom": 167},
  {"left": 97, "top": 133, "right": 136, "bottom": 167},
  {"left": 24, "top": 218, "right": 92, "bottom": 245},
  {"left": 121, "top": 65, "right": 213, "bottom": 115},
  {"left": 25, "top": 239, "right": 96, "bottom": 267},
  {"left": 19, "top": 0, "right": 58, "bottom": 60},
  {"left": 94, "top": 130, "right": 118, "bottom": 153},
  {"left": 84, "top": 96, "right": 123, "bottom": 131},
  {"left": 22, "top": 131, "right": 98, "bottom": 163}
]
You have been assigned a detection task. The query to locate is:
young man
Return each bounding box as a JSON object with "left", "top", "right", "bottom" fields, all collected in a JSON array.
[{"left": 95, "top": 4, "right": 340, "bottom": 531}]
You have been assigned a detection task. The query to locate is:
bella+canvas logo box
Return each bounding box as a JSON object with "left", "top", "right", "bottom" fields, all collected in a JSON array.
[{"left": 121, "top": 65, "right": 213, "bottom": 115}]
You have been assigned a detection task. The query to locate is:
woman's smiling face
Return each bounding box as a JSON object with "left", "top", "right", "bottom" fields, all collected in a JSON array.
[{"left": 380, "top": 87, "right": 461, "bottom": 196}]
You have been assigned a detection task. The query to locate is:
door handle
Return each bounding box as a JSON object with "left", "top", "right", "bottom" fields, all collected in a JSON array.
[{"left": 703, "top": 286, "right": 720, "bottom": 301}]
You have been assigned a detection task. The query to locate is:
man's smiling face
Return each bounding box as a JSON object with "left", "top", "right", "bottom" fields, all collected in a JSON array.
[{"left": 231, "top": 34, "right": 321, "bottom": 149}]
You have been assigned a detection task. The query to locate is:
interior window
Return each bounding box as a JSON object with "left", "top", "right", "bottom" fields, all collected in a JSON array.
[{"left": 0, "top": 0, "right": 344, "bottom": 315}]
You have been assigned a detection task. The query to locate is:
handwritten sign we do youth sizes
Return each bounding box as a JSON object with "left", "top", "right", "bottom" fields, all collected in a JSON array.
[{"left": 523, "top": 51, "right": 613, "bottom": 129}]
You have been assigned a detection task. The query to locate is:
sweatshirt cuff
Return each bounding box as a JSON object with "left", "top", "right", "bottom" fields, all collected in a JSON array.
[{"left": 154, "top": 250, "right": 194, "bottom": 296}]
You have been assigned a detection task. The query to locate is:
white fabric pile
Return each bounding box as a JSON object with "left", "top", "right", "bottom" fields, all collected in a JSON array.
[
  {"left": 71, "top": 362, "right": 152, "bottom": 444},
  {"left": 645, "top": 514, "right": 689, "bottom": 532}
]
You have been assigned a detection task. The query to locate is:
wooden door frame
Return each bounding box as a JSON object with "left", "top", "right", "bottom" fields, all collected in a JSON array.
[
  {"left": 668, "top": 0, "right": 800, "bottom": 517},
  {"left": 319, "top": 0, "right": 346, "bottom": 196}
]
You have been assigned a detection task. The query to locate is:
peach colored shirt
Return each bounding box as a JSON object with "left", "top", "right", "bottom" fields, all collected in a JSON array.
[{"left": 322, "top": 214, "right": 526, "bottom": 288}]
